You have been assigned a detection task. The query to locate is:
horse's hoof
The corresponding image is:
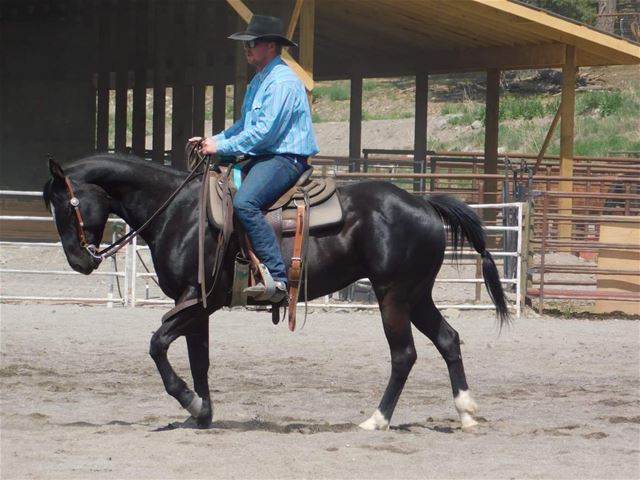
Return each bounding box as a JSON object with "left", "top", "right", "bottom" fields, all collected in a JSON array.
[
  {"left": 195, "top": 410, "right": 212, "bottom": 429},
  {"left": 359, "top": 410, "right": 389, "bottom": 431},
  {"left": 461, "top": 421, "right": 479, "bottom": 433}
]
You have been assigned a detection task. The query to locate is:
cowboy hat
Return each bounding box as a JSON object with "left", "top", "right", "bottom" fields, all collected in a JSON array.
[{"left": 228, "top": 15, "right": 297, "bottom": 47}]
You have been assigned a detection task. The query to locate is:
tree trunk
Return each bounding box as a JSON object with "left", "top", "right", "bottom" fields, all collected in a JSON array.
[{"left": 596, "top": 0, "right": 617, "bottom": 33}]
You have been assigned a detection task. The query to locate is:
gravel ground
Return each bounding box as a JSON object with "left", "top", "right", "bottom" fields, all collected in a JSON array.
[{"left": 1, "top": 303, "right": 638, "bottom": 480}]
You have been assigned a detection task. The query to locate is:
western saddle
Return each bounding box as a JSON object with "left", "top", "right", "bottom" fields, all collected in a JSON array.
[{"left": 205, "top": 162, "right": 343, "bottom": 330}]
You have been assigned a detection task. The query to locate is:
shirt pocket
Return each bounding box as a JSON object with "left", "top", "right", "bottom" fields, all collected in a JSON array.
[{"left": 249, "top": 101, "right": 262, "bottom": 126}]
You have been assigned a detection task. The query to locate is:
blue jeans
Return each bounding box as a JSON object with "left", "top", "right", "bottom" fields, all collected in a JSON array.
[{"left": 233, "top": 154, "right": 306, "bottom": 283}]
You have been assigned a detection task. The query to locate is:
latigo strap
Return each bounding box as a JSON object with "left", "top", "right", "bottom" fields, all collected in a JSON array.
[{"left": 287, "top": 202, "right": 306, "bottom": 331}]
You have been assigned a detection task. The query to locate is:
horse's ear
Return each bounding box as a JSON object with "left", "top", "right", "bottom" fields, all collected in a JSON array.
[{"left": 48, "top": 156, "right": 65, "bottom": 180}]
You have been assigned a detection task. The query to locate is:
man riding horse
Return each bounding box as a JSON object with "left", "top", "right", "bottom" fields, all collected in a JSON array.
[{"left": 190, "top": 15, "right": 318, "bottom": 304}]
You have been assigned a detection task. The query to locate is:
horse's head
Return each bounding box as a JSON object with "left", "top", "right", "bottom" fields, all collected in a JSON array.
[{"left": 43, "top": 159, "right": 111, "bottom": 274}]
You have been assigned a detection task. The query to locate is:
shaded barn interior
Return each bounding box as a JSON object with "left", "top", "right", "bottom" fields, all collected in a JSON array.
[{"left": 1, "top": 0, "right": 638, "bottom": 192}]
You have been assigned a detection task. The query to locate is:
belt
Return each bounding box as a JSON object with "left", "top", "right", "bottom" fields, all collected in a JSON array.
[{"left": 246, "top": 153, "right": 308, "bottom": 165}]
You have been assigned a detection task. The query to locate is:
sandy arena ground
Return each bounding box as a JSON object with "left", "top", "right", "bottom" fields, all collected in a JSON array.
[{"left": 1, "top": 301, "right": 638, "bottom": 479}]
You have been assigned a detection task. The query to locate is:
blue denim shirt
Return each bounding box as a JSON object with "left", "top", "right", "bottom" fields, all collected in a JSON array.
[{"left": 214, "top": 56, "right": 319, "bottom": 157}]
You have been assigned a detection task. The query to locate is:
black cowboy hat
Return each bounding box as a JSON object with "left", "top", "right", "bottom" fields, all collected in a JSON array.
[{"left": 228, "top": 15, "right": 297, "bottom": 47}]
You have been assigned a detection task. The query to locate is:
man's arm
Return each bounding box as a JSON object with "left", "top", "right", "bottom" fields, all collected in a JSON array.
[{"left": 212, "top": 118, "right": 243, "bottom": 143}]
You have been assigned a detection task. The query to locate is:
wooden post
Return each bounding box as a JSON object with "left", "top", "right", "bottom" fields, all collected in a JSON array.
[
  {"left": 132, "top": 0, "right": 149, "bottom": 157},
  {"left": 484, "top": 69, "right": 500, "bottom": 212},
  {"left": 96, "top": 1, "right": 110, "bottom": 152},
  {"left": 152, "top": 0, "right": 167, "bottom": 164},
  {"left": 349, "top": 76, "right": 363, "bottom": 172},
  {"left": 414, "top": 74, "right": 428, "bottom": 193},
  {"left": 212, "top": 82, "right": 226, "bottom": 135},
  {"left": 114, "top": 0, "right": 129, "bottom": 153},
  {"left": 299, "top": 0, "right": 315, "bottom": 107},
  {"left": 191, "top": 0, "right": 208, "bottom": 138},
  {"left": 233, "top": 18, "right": 248, "bottom": 121},
  {"left": 558, "top": 46, "right": 576, "bottom": 243},
  {"left": 211, "top": 1, "right": 228, "bottom": 136},
  {"left": 171, "top": 2, "right": 189, "bottom": 168}
]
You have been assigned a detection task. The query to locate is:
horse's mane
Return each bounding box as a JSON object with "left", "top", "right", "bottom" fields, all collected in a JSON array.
[{"left": 43, "top": 152, "right": 186, "bottom": 210}]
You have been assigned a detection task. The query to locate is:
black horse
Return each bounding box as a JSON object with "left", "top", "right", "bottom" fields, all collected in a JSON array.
[{"left": 43, "top": 153, "right": 508, "bottom": 431}]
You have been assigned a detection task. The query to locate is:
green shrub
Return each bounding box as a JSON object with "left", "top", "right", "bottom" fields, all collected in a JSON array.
[
  {"left": 363, "top": 79, "right": 379, "bottom": 91},
  {"left": 314, "top": 83, "right": 350, "bottom": 101},
  {"left": 444, "top": 102, "right": 485, "bottom": 125},
  {"left": 500, "top": 96, "right": 545, "bottom": 120},
  {"left": 577, "top": 90, "right": 624, "bottom": 117}
]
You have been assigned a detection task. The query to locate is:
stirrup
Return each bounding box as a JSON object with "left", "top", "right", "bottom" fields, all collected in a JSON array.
[{"left": 243, "top": 264, "right": 278, "bottom": 302}]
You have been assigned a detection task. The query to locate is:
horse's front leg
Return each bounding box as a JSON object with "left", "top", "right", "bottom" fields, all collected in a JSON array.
[
  {"left": 185, "top": 313, "right": 213, "bottom": 427},
  {"left": 149, "top": 303, "right": 212, "bottom": 428}
]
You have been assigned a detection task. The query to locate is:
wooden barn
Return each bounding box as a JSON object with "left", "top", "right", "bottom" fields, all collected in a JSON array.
[{"left": 1, "top": 0, "right": 639, "bottom": 196}]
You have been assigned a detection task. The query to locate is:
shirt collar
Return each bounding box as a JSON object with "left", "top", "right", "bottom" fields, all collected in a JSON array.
[{"left": 257, "top": 55, "right": 284, "bottom": 81}]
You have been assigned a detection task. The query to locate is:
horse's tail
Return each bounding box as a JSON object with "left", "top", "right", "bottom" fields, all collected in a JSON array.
[{"left": 426, "top": 194, "right": 510, "bottom": 325}]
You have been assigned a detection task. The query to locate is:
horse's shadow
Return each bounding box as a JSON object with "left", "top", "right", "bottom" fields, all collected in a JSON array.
[
  {"left": 154, "top": 418, "right": 358, "bottom": 434},
  {"left": 153, "top": 417, "right": 486, "bottom": 434}
]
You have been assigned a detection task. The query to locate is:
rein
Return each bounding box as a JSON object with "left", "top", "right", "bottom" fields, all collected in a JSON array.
[{"left": 63, "top": 147, "right": 209, "bottom": 260}]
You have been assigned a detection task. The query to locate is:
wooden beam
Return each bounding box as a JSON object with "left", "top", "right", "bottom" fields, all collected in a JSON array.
[
  {"left": 533, "top": 104, "right": 561, "bottom": 175},
  {"left": 299, "top": 0, "right": 315, "bottom": 106},
  {"left": 414, "top": 74, "right": 428, "bottom": 193},
  {"left": 315, "top": 43, "right": 568, "bottom": 80},
  {"left": 558, "top": 45, "right": 576, "bottom": 242},
  {"left": 225, "top": 0, "right": 314, "bottom": 91},
  {"left": 349, "top": 76, "right": 363, "bottom": 171},
  {"left": 420, "top": 43, "right": 569, "bottom": 73},
  {"left": 484, "top": 69, "right": 500, "bottom": 216},
  {"left": 287, "top": 0, "right": 304, "bottom": 39},
  {"left": 225, "top": 0, "right": 252, "bottom": 22}
]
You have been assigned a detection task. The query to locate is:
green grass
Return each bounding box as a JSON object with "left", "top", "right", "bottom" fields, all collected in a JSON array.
[
  {"left": 314, "top": 82, "right": 350, "bottom": 101},
  {"left": 363, "top": 110, "right": 413, "bottom": 121},
  {"left": 445, "top": 103, "right": 485, "bottom": 125}
]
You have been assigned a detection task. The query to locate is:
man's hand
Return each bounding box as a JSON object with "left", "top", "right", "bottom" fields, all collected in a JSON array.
[{"left": 188, "top": 136, "right": 217, "bottom": 154}]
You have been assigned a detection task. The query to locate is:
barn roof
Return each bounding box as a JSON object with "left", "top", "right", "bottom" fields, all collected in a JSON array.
[{"left": 310, "top": 0, "right": 640, "bottom": 79}]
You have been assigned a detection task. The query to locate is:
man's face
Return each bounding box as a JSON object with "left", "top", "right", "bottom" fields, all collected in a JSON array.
[{"left": 244, "top": 40, "right": 277, "bottom": 69}]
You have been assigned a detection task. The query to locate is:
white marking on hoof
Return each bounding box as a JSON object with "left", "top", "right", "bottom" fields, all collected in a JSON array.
[
  {"left": 454, "top": 390, "right": 479, "bottom": 431},
  {"left": 359, "top": 409, "right": 389, "bottom": 431},
  {"left": 186, "top": 395, "right": 203, "bottom": 418}
]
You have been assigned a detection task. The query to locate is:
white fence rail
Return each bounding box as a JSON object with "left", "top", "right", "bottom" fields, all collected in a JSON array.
[{"left": 1, "top": 191, "right": 523, "bottom": 317}]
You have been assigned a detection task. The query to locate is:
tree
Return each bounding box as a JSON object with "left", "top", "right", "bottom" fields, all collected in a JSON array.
[
  {"left": 595, "top": 0, "right": 617, "bottom": 33},
  {"left": 521, "top": 0, "right": 599, "bottom": 25}
]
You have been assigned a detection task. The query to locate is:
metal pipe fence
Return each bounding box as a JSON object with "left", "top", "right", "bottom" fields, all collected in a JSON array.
[
  {"left": 1, "top": 190, "right": 524, "bottom": 317},
  {"left": 527, "top": 190, "right": 639, "bottom": 313}
]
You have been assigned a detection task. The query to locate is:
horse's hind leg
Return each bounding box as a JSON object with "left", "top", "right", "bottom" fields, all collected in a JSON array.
[
  {"left": 410, "top": 297, "right": 479, "bottom": 431},
  {"left": 149, "top": 305, "right": 212, "bottom": 428},
  {"left": 360, "top": 296, "right": 416, "bottom": 430}
]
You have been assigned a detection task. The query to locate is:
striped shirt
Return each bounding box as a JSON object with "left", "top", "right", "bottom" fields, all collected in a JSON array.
[{"left": 213, "top": 55, "right": 319, "bottom": 157}]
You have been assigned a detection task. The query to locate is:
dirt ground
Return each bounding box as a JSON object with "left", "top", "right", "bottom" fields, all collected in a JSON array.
[{"left": 1, "top": 302, "right": 638, "bottom": 480}]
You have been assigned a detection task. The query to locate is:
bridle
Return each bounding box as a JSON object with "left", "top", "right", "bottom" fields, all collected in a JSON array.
[
  {"left": 60, "top": 143, "right": 210, "bottom": 261},
  {"left": 63, "top": 176, "right": 92, "bottom": 251}
]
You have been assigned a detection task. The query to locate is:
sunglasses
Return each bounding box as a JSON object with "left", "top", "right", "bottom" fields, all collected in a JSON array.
[{"left": 243, "top": 39, "right": 262, "bottom": 48}]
